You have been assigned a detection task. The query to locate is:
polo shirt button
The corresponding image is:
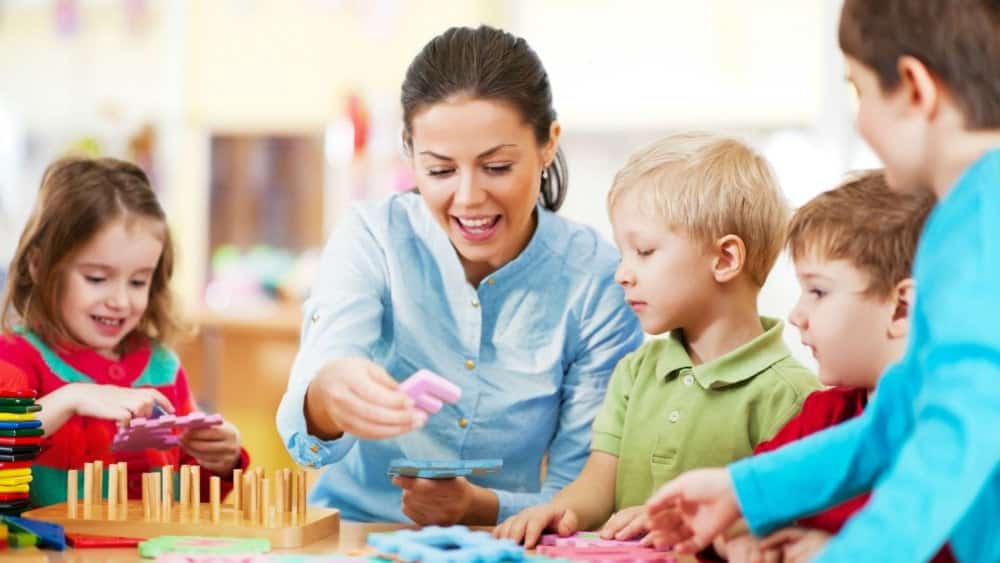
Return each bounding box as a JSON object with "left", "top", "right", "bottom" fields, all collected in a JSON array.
[
  {"left": 458, "top": 418, "right": 468, "bottom": 428},
  {"left": 486, "top": 277, "right": 496, "bottom": 286},
  {"left": 668, "top": 410, "right": 680, "bottom": 423},
  {"left": 471, "top": 298, "right": 480, "bottom": 308},
  {"left": 683, "top": 375, "right": 694, "bottom": 386},
  {"left": 311, "top": 312, "right": 320, "bottom": 323},
  {"left": 465, "top": 360, "right": 475, "bottom": 371},
  {"left": 108, "top": 364, "right": 126, "bottom": 381},
  {"left": 309, "top": 444, "right": 320, "bottom": 454}
]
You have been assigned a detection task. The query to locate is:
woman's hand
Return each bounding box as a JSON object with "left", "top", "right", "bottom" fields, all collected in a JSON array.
[
  {"left": 392, "top": 475, "right": 479, "bottom": 526},
  {"left": 180, "top": 421, "right": 242, "bottom": 475},
  {"left": 493, "top": 504, "right": 580, "bottom": 548},
  {"left": 305, "top": 357, "right": 426, "bottom": 440}
]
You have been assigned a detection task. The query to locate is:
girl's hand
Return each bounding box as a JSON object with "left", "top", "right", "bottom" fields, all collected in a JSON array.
[
  {"left": 306, "top": 357, "right": 425, "bottom": 440},
  {"left": 180, "top": 421, "right": 242, "bottom": 475},
  {"left": 72, "top": 383, "right": 174, "bottom": 423},
  {"left": 600, "top": 505, "right": 650, "bottom": 542}
]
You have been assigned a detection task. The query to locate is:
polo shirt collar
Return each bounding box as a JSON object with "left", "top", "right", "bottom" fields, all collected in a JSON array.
[{"left": 655, "top": 317, "right": 790, "bottom": 390}]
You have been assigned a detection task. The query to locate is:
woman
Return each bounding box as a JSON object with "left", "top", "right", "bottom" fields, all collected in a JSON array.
[{"left": 276, "top": 25, "right": 642, "bottom": 525}]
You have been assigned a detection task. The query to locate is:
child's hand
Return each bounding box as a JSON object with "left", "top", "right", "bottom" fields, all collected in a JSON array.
[
  {"left": 645, "top": 468, "right": 741, "bottom": 553},
  {"left": 493, "top": 504, "right": 579, "bottom": 548},
  {"left": 71, "top": 383, "right": 174, "bottom": 423},
  {"left": 759, "top": 527, "right": 830, "bottom": 563},
  {"left": 714, "top": 532, "right": 782, "bottom": 563},
  {"left": 180, "top": 421, "right": 242, "bottom": 475},
  {"left": 600, "top": 506, "right": 650, "bottom": 541}
]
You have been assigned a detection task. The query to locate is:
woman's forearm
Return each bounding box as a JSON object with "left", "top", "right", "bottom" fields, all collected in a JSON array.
[{"left": 304, "top": 376, "right": 345, "bottom": 440}]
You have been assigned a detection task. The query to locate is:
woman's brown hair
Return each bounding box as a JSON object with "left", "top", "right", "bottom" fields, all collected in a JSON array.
[{"left": 1, "top": 157, "right": 182, "bottom": 350}]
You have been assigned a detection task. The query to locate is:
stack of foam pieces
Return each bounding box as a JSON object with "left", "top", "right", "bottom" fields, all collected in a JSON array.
[{"left": 0, "top": 361, "right": 41, "bottom": 519}]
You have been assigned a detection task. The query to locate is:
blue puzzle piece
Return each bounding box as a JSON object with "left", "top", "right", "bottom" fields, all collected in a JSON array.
[
  {"left": 0, "top": 420, "right": 42, "bottom": 430},
  {"left": 387, "top": 459, "right": 502, "bottom": 480},
  {"left": 368, "top": 526, "right": 524, "bottom": 563},
  {"left": 2, "top": 515, "right": 67, "bottom": 550}
]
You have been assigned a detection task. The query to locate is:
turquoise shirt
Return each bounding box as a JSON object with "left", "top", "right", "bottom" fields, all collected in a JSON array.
[
  {"left": 275, "top": 193, "right": 643, "bottom": 522},
  {"left": 730, "top": 148, "right": 1000, "bottom": 562}
]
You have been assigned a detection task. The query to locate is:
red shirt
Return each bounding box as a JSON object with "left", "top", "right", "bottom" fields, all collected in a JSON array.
[{"left": 755, "top": 387, "right": 954, "bottom": 562}]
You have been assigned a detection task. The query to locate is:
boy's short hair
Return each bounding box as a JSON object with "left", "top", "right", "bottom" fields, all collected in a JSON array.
[
  {"left": 839, "top": 0, "right": 1000, "bottom": 129},
  {"left": 607, "top": 132, "right": 788, "bottom": 287},
  {"left": 787, "top": 170, "right": 936, "bottom": 298}
]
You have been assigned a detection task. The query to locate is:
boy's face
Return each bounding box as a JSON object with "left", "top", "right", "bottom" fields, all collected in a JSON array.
[
  {"left": 846, "top": 56, "right": 929, "bottom": 194},
  {"left": 610, "top": 190, "right": 715, "bottom": 335},
  {"left": 789, "top": 254, "right": 898, "bottom": 389},
  {"left": 60, "top": 217, "right": 164, "bottom": 360}
]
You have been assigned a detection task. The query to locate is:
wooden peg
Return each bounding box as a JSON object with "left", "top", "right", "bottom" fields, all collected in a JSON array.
[
  {"left": 232, "top": 468, "right": 242, "bottom": 509},
  {"left": 248, "top": 473, "right": 258, "bottom": 522},
  {"left": 94, "top": 460, "right": 103, "bottom": 502},
  {"left": 117, "top": 462, "right": 128, "bottom": 506},
  {"left": 290, "top": 470, "right": 299, "bottom": 516},
  {"left": 191, "top": 465, "right": 201, "bottom": 506},
  {"left": 210, "top": 476, "right": 221, "bottom": 522},
  {"left": 66, "top": 469, "right": 78, "bottom": 517},
  {"left": 179, "top": 465, "right": 191, "bottom": 506},
  {"left": 107, "top": 464, "right": 118, "bottom": 505},
  {"left": 276, "top": 470, "right": 285, "bottom": 515},
  {"left": 298, "top": 470, "right": 307, "bottom": 516},
  {"left": 142, "top": 473, "right": 151, "bottom": 520},
  {"left": 83, "top": 462, "right": 94, "bottom": 508},
  {"left": 162, "top": 465, "right": 173, "bottom": 514},
  {"left": 151, "top": 472, "right": 161, "bottom": 521},
  {"left": 261, "top": 477, "right": 271, "bottom": 526}
]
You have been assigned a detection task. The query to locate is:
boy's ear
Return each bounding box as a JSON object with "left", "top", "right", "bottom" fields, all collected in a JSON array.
[
  {"left": 888, "top": 278, "right": 915, "bottom": 340},
  {"left": 897, "top": 55, "right": 941, "bottom": 122},
  {"left": 711, "top": 234, "right": 746, "bottom": 283}
]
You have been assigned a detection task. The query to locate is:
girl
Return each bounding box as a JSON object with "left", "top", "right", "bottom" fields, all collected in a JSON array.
[{"left": 0, "top": 157, "right": 248, "bottom": 506}]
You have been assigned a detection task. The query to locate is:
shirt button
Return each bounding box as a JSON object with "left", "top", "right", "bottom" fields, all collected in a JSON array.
[
  {"left": 465, "top": 360, "right": 475, "bottom": 371},
  {"left": 683, "top": 375, "right": 694, "bottom": 386},
  {"left": 458, "top": 418, "right": 468, "bottom": 428},
  {"left": 308, "top": 462, "right": 317, "bottom": 468},
  {"left": 311, "top": 312, "right": 320, "bottom": 323},
  {"left": 471, "top": 298, "right": 480, "bottom": 308},
  {"left": 668, "top": 410, "right": 680, "bottom": 423},
  {"left": 107, "top": 365, "right": 126, "bottom": 382},
  {"left": 486, "top": 277, "right": 496, "bottom": 286},
  {"left": 309, "top": 444, "right": 320, "bottom": 454}
]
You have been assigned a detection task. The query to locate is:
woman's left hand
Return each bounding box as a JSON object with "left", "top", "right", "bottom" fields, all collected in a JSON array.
[
  {"left": 393, "top": 475, "right": 475, "bottom": 525},
  {"left": 180, "top": 421, "right": 242, "bottom": 475}
]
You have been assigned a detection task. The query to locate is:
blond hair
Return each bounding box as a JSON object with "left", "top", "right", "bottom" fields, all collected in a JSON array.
[
  {"left": 607, "top": 133, "right": 789, "bottom": 286},
  {"left": 787, "top": 170, "right": 935, "bottom": 298}
]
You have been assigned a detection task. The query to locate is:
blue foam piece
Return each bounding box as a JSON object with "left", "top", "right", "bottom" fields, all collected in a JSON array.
[
  {"left": 1, "top": 515, "right": 67, "bottom": 550},
  {"left": 368, "top": 526, "right": 524, "bottom": 563},
  {"left": 387, "top": 459, "right": 502, "bottom": 480},
  {"left": 0, "top": 420, "right": 42, "bottom": 430}
]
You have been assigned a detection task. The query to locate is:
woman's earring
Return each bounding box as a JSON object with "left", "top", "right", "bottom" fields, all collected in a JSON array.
[{"left": 541, "top": 168, "right": 549, "bottom": 182}]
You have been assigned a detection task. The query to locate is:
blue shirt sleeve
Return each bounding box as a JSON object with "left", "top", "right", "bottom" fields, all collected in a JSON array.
[
  {"left": 493, "top": 275, "right": 643, "bottom": 522},
  {"left": 275, "top": 206, "right": 389, "bottom": 468}
]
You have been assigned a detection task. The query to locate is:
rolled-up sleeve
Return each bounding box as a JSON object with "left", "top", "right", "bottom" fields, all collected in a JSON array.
[
  {"left": 276, "top": 206, "right": 389, "bottom": 468},
  {"left": 493, "top": 276, "right": 642, "bottom": 521}
]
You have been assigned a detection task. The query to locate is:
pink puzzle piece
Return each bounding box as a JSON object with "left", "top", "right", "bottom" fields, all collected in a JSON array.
[
  {"left": 540, "top": 532, "right": 642, "bottom": 548},
  {"left": 399, "top": 370, "right": 461, "bottom": 414},
  {"left": 536, "top": 545, "right": 676, "bottom": 562},
  {"left": 112, "top": 412, "right": 224, "bottom": 452}
]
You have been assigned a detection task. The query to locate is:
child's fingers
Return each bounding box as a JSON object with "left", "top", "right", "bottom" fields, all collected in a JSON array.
[
  {"left": 555, "top": 508, "right": 578, "bottom": 538},
  {"left": 615, "top": 517, "right": 648, "bottom": 541},
  {"left": 599, "top": 510, "right": 627, "bottom": 538},
  {"left": 757, "top": 527, "right": 804, "bottom": 550}
]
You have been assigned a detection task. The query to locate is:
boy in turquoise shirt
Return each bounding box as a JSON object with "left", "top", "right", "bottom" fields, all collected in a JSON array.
[
  {"left": 495, "top": 133, "right": 818, "bottom": 547},
  {"left": 645, "top": 2, "right": 1000, "bottom": 561}
]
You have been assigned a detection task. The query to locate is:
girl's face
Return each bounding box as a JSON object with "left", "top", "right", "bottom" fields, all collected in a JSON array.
[
  {"left": 59, "top": 217, "right": 164, "bottom": 359},
  {"left": 409, "top": 96, "right": 559, "bottom": 284}
]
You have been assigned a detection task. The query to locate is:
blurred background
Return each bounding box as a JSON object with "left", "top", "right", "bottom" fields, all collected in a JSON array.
[{"left": 0, "top": 0, "right": 879, "bottom": 472}]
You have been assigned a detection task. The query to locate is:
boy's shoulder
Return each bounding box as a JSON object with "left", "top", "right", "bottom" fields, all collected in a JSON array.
[{"left": 755, "top": 386, "right": 868, "bottom": 454}]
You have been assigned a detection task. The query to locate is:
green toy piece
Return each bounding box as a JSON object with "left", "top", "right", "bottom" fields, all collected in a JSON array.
[{"left": 138, "top": 536, "right": 271, "bottom": 558}]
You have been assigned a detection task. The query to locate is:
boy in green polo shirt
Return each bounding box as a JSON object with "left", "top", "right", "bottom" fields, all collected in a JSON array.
[{"left": 495, "top": 133, "right": 818, "bottom": 547}]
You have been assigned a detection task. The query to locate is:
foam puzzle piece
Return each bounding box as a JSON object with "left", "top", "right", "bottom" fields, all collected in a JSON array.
[
  {"left": 535, "top": 545, "right": 676, "bottom": 562},
  {"left": 1, "top": 515, "right": 67, "bottom": 550},
  {"left": 368, "top": 525, "right": 524, "bottom": 563},
  {"left": 540, "top": 531, "right": 643, "bottom": 547},
  {"left": 155, "top": 556, "right": 376, "bottom": 563},
  {"left": 388, "top": 459, "right": 503, "bottom": 480},
  {"left": 112, "top": 412, "right": 224, "bottom": 452},
  {"left": 139, "top": 536, "right": 272, "bottom": 558},
  {"left": 399, "top": 370, "right": 461, "bottom": 414}
]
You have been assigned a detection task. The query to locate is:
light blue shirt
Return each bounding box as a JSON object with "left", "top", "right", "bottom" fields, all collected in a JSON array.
[
  {"left": 730, "top": 148, "right": 1000, "bottom": 562},
  {"left": 276, "top": 193, "right": 643, "bottom": 523}
]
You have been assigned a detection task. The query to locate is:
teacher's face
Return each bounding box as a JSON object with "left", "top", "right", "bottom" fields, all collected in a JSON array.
[{"left": 410, "top": 95, "right": 559, "bottom": 281}]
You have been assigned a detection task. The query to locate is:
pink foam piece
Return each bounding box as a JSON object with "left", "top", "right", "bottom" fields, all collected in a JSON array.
[
  {"left": 536, "top": 545, "right": 676, "bottom": 562},
  {"left": 112, "top": 412, "right": 224, "bottom": 452},
  {"left": 540, "top": 533, "right": 643, "bottom": 547},
  {"left": 399, "top": 370, "right": 461, "bottom": 414}
]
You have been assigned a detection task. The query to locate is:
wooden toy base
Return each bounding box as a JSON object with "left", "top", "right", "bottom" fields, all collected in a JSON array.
[{"left": 21, "top": 501, "right": 339, "bottom": 548}]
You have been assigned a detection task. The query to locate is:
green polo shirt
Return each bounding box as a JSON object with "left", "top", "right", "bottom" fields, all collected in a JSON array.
[{"left": 592, "top": 317, "right": 818, "bottom": 510}]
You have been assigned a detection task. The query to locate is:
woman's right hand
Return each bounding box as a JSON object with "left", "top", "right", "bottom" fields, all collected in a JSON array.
[{"left": 305, "top": 357, "right": 426, "bottom": 440}]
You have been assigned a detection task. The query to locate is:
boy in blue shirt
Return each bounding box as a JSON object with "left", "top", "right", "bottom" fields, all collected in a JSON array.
[{"left": 644, "top": 1, "right": 1000, "bottom": 562}]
